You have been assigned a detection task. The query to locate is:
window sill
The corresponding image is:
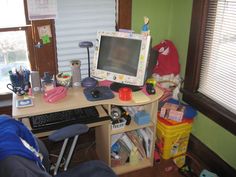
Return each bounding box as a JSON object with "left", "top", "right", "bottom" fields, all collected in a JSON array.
[
  {"left": 182, "top": 89, "right": 236, "bottom": 135},
  {"left": 0, "top": 93, "right": 12, "bottom": 108},
  {"left": 0, "top": 99, "right": 12, "bottom": 108}
]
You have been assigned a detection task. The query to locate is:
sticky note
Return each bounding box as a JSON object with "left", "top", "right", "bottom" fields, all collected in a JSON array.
[
  {"left": 132, "top": 91, "right": 150, "bottom": 103},
  {"left": 42, "top": 35, "right": 51, "bottom": 44}
]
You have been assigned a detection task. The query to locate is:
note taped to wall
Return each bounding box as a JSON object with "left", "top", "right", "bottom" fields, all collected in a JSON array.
[
  {"left": 37, "top": 25, "right": 52, "bottom": 39},
  {"left": 27, "top": 0, "right": 57, "bottom": 20}
]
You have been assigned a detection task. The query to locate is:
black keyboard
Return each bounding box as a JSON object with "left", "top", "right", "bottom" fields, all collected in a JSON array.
[{"left": 29, "top": 106, "right": 110, "bottom": 133}]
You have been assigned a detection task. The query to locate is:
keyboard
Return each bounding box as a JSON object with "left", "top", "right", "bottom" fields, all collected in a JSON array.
[{"left": 29, "top": 106, "right": 110, "bottom": 133}]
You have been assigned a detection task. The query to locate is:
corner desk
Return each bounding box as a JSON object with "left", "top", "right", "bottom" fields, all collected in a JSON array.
[{"left": 12, "top": 87, "right": 163, "bottom": 175}]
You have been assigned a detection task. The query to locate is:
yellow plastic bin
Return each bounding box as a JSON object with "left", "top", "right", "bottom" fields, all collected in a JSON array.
[{"left": 156, "top": 117, "right": 192, "bottom": 160}]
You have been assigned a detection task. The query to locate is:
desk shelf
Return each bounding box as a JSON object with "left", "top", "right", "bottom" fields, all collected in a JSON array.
[
  {"left": 108, "top": 100, "right": 158, "bottom": 175},
  {"left": 111, "top": 120, "right": 155, "bottom": 135}
]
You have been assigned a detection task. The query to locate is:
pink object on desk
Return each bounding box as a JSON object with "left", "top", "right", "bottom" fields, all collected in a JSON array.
[
  {"left": 43, "top": 86, "right": 67, "bottom": 103},
  {"left": 28, "top": 88, "right": 33, "bottom": 96},
  {"left": 98, "top": 80, "right": 112, "bottom": 87}
]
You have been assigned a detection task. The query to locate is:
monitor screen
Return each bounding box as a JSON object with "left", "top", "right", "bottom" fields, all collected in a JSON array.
[
  {"left": 97, "top": 36, "right": 141, "bottom": 77},
  {"left": 92, "top": 31, "right": 152, "bottom": 90}
]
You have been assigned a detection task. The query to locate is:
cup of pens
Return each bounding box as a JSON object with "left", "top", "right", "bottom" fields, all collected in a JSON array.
[{"left": 7, "top": 69, "right": 30, "bottom": 96}]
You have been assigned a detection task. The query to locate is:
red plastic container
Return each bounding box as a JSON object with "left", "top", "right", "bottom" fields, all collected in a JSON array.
[{"left": 119, "top": 87, "right": 132, "bottom": 101}]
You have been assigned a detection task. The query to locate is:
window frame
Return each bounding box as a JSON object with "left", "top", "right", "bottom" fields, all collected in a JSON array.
[
  {"left": 0, "top": 0, "right": 35, "bottom": 95},
  {"left": 182, "top": 0, "right": 236, "bottom": 135},
  {"left": 0, "top": 0, "right": 132, "bottom": 114}
]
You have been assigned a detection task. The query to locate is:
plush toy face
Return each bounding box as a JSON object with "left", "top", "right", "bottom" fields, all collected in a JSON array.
[
  {"left": 70, "top": 60, "right": 81, "bottom": 68},
  {"left": 156, "top": 40, "right": 170, "bottom": 55},
  {"left": 153, "top": 40, "right": 180, "bottom": 76}
]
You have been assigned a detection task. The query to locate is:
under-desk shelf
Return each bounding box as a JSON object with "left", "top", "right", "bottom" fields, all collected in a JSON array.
[{"left": 110, "top": 120, "right": 155, "bottom": 135}]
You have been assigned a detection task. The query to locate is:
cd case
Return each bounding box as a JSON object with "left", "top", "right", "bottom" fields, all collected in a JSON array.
[{"left": 16, "top": 98, "right": 33, "bottom": 108}]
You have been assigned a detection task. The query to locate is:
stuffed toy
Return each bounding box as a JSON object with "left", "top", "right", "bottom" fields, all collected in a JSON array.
[
  {"left": 153, "top": 40, "right": 180, "bottom": 76},
  {"left": 152, "top": 40, "right": 181, "bottom": 99}
]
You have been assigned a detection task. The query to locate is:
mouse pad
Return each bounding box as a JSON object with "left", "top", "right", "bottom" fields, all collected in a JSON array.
[{"left": 83, "top": 86, "right": 115, "bottom": 101}]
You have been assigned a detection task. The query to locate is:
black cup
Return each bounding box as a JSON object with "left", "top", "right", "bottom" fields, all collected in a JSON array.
[{"left": 7, "top": 83, "right": 29, "bottom": 96}]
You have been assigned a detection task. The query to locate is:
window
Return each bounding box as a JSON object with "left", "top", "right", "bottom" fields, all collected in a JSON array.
[
  {"left": 183, "top": 0, "right": 236, "bottom": 135},
  {"left": 0, "top": 0, "right": 31, "bottom": 94},
  {"left": 55, "top": 0, "right": 116, "bottom": 78},
  {"left": 0, "top": 0, "right": 130, "bottom": 108}
]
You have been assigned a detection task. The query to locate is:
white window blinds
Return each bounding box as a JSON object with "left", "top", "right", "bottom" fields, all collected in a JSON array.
[
  {"left": 198, "top": 0, "right": 236, "bottom": 114},
  {"left": 55, "top": 0, "right": 116, "bottom": 79}
]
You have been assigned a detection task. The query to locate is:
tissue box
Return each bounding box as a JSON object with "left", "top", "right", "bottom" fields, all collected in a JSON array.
[{"left": 134, "top": 111, "right": 150, "bottom": 125}]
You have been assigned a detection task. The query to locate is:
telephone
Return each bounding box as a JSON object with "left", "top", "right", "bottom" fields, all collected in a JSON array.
[{"left": 43, "top": 86, "right": 67, "bottom": 103}]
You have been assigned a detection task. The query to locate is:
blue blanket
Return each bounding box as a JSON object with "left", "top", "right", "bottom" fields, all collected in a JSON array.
[{"left": 0, "top": 115, "right": 43, "bottom": 169}]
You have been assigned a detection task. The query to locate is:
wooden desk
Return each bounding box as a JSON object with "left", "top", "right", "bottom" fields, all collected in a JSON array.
[{"left": 12, "top": 87, "right": 163, "bottom": 175}]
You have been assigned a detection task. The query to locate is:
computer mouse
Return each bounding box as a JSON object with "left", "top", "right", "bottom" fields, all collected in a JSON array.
[{"left": 90, "top": 89, "right": 100, "bottom": 98}]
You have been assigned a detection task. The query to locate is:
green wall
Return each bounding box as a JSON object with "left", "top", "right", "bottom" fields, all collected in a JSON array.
[
  {"left": 132, "top": 0, "right": 173, "bottom": 46},
  {"left": 132, "top": 0, "right": 236, "bottom": 169}
]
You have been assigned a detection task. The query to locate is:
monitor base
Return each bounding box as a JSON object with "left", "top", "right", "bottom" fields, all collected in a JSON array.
[{"left": 110, "top": 82, "right": 141, "bottom": 92}]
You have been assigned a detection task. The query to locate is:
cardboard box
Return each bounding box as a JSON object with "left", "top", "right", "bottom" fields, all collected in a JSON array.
[{"left": 160, "top": 103, "right": 185, "bottom": 122}]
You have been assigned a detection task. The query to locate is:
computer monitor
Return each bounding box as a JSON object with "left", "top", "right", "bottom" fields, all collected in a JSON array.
[{"left": 92, "top": 31, "right": 156, "bottom": 92}]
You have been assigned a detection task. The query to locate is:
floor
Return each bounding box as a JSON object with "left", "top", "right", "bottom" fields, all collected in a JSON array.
[
  {"left": 48, "top": 140, "right": 201, "bottom": 177},
  {"left": 118, "top": 160, "right": 185, "bottom": 177}
]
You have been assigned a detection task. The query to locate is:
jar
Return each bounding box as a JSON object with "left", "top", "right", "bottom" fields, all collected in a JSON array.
[{"left": 41, "top": 72, "right": 55, "bottom": 92}]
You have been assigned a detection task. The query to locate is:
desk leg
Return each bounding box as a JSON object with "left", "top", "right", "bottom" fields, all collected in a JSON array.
[{"left": 95, "top": 122, "right": 110, "bottom": 166}]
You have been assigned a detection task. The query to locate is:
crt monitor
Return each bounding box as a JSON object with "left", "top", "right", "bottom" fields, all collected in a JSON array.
[{"left": 92, "top": 31, "right": 155, "bottom": 91}]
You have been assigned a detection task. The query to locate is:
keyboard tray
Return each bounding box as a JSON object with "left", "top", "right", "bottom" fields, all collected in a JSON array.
[{"left": 29, "top": 106, "right": 110, "bottom": 133}]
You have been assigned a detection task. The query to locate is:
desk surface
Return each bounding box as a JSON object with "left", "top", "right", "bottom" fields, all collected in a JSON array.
[{"left": 12, "top": 87, "right": 163, "bottom": 119}]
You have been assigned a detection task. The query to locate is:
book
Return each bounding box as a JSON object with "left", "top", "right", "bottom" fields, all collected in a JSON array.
[
  {"left": 137, "top": 128, "right": 151, "bottom": 157},
  {"left": 144, "top": 127, "right": 154, "bottom": 158},
  {"left": 117, "top": 139, "right": 131, "bottom": 165},
  {"left": 120, "top": 133, "right": 133, "bottom": 151},
  {"left": 126, "top": 130, "right": 146, "bottom": 158},
  {"left": 111, "top": 133, "right": 123, "bottom": 147},
  {"left": 16, "top": 98, "right": 33, "bottom": 108}
]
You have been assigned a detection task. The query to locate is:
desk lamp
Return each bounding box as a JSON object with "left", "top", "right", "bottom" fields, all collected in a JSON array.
[{"left": 79, "top": 41, "right": 98, "bottom": 88}]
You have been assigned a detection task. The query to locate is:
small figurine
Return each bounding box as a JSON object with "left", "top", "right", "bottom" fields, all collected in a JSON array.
[
  {"left": 141, "top": 16, "right": 150, "bottom": 36},
  {"left": 70, "top": 60, "right": 81, "bottom": 87}
]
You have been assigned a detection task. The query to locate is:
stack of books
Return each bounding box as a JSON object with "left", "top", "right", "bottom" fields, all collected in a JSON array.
[{"left": 111, "top": 128, "right": 153, "bottom": 167}]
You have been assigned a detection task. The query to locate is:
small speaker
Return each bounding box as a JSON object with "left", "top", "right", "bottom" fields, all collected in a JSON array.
[
  {"left": 31, "top": 71, "right": 41, "bottom": 94},
  {"left": 71, "top": 60, "right": 81, "bottom": 87}
]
